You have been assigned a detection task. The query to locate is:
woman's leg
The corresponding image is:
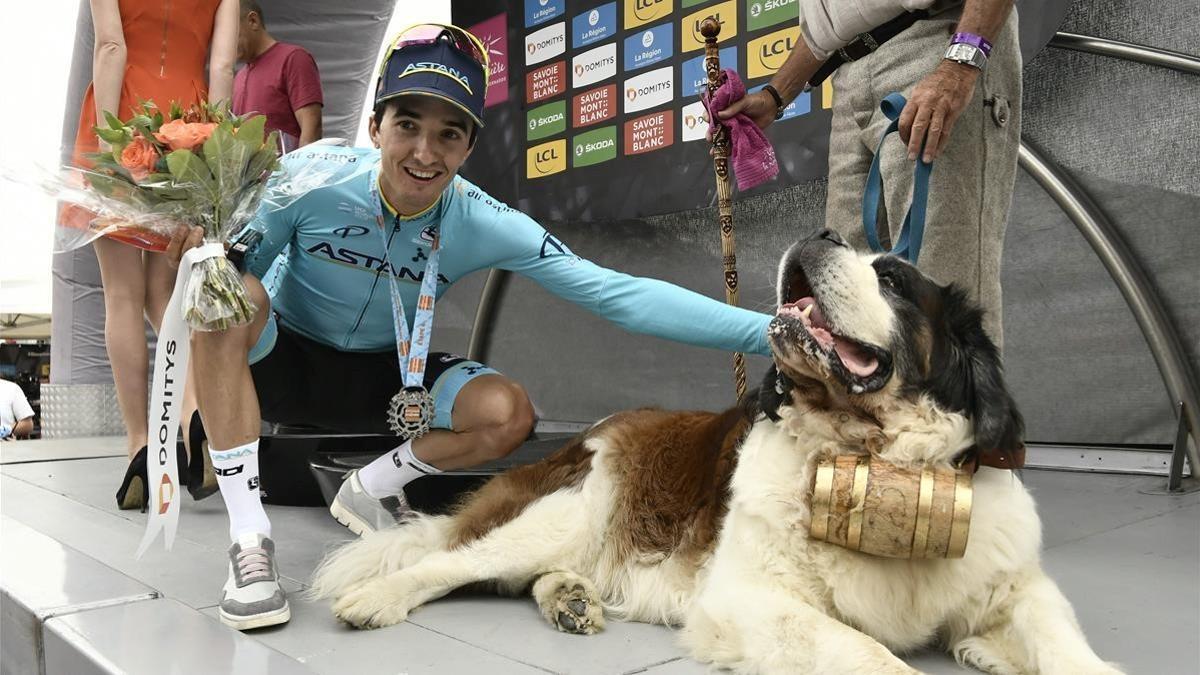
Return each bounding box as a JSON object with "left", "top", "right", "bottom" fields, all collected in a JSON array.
[{"left": 93, "top": 237, "right": 151, "bottom": 456}]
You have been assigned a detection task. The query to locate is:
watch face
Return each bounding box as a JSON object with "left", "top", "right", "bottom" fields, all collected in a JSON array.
[
  {"left": 948, "top": 43, "right": 977, "bottom": 59},
  {"left": 946, "top": 43, "right": 984, "bottom": 67}
]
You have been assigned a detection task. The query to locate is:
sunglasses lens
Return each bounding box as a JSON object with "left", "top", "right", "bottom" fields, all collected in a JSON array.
[{"left": 394, "top": 25, "right": 486, "bottom": 65}]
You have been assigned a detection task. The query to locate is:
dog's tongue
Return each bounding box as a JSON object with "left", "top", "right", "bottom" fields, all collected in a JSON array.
[{"left": 833, "top": 337, "right": 879, "bottom": 377}]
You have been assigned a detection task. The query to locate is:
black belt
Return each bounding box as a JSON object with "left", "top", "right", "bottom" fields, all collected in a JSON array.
[{"left": 807, "top": 10, "right": 931, "bottom": 88}]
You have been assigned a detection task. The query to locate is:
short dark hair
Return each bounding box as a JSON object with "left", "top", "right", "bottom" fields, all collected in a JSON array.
[
  {"left": 372, "top": 98, "right": 479, "bottom": 147},
  {"left": 240, "top": 0, "right": 265, "bottom": 25}
]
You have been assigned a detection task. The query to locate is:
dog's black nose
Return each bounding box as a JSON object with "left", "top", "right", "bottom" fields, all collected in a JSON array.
[{"left": 817, "top": 229, "right": 848, "bottom": 247}]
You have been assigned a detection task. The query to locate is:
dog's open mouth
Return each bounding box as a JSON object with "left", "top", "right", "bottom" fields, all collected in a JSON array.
[
  {"left": 769, "top": 265, "right": 893, "bottom": 393},
  {"left": 777, "top": 299, "right": 880, "bottom": 378}
]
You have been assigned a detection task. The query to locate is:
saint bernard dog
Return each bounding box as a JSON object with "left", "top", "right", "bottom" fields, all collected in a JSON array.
[{"left": 312, "top": 230, "right": 1121, "bottom": 674}]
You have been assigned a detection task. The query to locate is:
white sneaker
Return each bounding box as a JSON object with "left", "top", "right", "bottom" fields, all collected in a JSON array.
[
  {"left": 217, "top": 533, "right": 290, "bottom": 630},
  {"left": 329, "top": 470, "right": 414, "bottom": 536}
]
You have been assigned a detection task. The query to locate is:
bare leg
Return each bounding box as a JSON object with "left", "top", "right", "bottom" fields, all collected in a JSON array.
[
  {"left": 411, "top": 374, "right": 536, "bottom": 470},
  {"left": 93, "top": 237, "right": 150, "bottom": 456},
  {"left": 189, "top": 274, "right": 270, "bottom": 452}
]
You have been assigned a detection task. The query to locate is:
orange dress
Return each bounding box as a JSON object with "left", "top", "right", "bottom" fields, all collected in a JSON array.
[{"left": 65, "top": 0, "right": 221, "bottom": 250}]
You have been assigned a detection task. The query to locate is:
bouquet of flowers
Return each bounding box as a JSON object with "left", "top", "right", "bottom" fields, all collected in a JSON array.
[{"left": 67, "top": 101, "right": 280, "bottom": 331}]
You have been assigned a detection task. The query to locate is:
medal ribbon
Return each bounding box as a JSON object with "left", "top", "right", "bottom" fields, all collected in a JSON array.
[{"left": 368, "top": 166, "right": 441, "bottom": 390}]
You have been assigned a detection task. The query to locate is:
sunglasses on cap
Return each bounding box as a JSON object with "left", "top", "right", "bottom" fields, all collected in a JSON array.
[{"left": 380, "top": 24, "right": 490, "bottom": 88}]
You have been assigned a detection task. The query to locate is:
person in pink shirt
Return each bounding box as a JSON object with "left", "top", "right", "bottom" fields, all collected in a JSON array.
[{"left": 233, "top": 0, "right": 323, "bottom": 152}]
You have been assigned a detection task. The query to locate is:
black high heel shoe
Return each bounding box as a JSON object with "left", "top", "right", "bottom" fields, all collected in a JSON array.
[
  {"left": 186, "top": 410, "right": 219, "bottom": 500},
  {"left": 115, "top": 446, "right": 149, "bottom": 512},
  {"left": 116, "top": 444, "right": 198, "bottom": 511}
]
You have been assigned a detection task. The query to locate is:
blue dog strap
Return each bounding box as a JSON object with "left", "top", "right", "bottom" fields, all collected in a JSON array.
[{"left": 861, "top": 92, "right": 933, "bottom": 264}]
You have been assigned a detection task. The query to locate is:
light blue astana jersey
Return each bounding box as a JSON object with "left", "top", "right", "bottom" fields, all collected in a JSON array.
[{"left": 244, "top": 146, "right": 771, "bottom": 358}]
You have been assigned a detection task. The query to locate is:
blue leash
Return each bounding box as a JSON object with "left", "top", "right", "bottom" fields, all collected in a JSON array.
[{"left": 861, "top": 92, "right": 932, "bottom": 264}]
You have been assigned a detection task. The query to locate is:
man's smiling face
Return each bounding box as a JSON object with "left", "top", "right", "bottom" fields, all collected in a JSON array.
[{"left": 370, "top": 95, "right": 475, "bottom": 215}]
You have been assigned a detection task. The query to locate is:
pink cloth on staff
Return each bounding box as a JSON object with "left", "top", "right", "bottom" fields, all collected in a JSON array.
[{"left": 703, "top": 68, "right": 780, "bottom": 191}]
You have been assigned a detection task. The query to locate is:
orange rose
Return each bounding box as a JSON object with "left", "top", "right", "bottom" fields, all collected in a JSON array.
[
  {"left": 154, "top": 119, "right": 218, "bottom": 151},
  {"left": 119, "top": 137, "right": 159, "bottom": 182}
]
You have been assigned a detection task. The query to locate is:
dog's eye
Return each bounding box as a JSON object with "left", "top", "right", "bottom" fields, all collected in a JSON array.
[{"left": 877, "top": 270, "right": 899, "bottom": 291}]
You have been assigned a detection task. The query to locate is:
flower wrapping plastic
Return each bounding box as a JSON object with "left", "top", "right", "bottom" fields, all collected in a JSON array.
[{"left": 58, "top": 102, "right": 280, "bottom": 332}]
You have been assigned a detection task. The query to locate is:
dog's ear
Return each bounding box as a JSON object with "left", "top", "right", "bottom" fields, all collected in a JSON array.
[
  {"left": 927, "top": 286, "right": 1024, "bottom": 453},
  {"left": 967, "top": 340, "right": 1024, "bottom": 454},
  {"left": 758, "top": 364, "right": 793, "bottom": 422}
]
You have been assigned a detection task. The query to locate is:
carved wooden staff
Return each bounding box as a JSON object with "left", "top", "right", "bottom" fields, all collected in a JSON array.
[{"left": 701, "top": 17, "right": 747, "bottom": 400}]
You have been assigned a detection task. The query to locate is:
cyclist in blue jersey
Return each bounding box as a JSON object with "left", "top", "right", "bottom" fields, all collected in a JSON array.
[{"left": 165, "top": 24, "right": 773, "bottom": 631}]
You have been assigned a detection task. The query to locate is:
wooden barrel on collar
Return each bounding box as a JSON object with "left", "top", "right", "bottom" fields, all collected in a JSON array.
[{"left": 808, "top": 455, "right": 972, "bottom": 559}]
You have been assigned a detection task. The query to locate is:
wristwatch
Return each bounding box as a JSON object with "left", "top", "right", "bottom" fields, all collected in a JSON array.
[{"left": 943, "top": 42, "right": 988, "bottom": 70}]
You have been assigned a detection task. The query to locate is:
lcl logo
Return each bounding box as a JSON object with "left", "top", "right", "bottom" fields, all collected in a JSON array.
[
  {"left": 535, "top": 148, "right": 560, "bottom": 164},
  {"left": 759, "top": 35, "right": 795, "bottom": 66},
  {"left": 634, "top": 0, "right": 663, "bottom": 19}
]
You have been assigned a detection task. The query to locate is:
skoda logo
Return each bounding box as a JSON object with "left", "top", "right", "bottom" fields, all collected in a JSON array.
[
  {"left": 642, "top": 31, "right": 654, "bottom": 48},
  {"left": 750, "top": 2, "right": 762, "bottom": 17},
  {"left": 575, "top": 144, "right": 585, "bottom": 157},
  {"left": 529, "top": 119, "right": 538, "bottom": 130},
  {"left": 588, "top": 9, "right": 599, "bottom": 25},
  {"left": 334, "top": 225, "right": 369, "bottom": 238}
]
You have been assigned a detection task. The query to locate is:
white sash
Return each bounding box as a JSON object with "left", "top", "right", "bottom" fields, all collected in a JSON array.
[{"left": 136, "top": 242, "right": 225, "bottom": 557}]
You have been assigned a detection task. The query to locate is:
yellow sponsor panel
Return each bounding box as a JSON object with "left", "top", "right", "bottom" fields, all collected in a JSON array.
[
  {"left": 624, "top": 0, "right": 673, "bottom": 29},
  {"left": 747, "top": 26, "right": 800, "bottom": 78},
  {"left": 680, "top": 0, "right": 738, "bottom": 52},
  {"left": 822, "top": 78, "right": 833, "bottom": 109},
  {"left": 527, "top": 139, "right": 568, "bottom": 178}
]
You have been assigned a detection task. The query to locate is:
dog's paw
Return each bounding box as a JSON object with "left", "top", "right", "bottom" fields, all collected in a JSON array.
[
  {"left": 331, "top": 577, "right": 412, "bottom": 629},
  {"left": 532, "top": 571, "right": 605, "bottom": 635}
]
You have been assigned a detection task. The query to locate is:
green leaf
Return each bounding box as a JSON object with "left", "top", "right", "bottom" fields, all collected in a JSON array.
[
  {"left": 95, "top": 126, "right": 125, "bottom": 144},
  {"left": 202, "top": 124, "right": 252, "bottom": 224},
  {"left": 165, "top": 149, "right": 218, "bottom": 209},
  {"left": 104, "top": 111, "right": 125, "bottom": 131},
  {"left": 236, "top": 114, "right": 267, "bottom": 145}
]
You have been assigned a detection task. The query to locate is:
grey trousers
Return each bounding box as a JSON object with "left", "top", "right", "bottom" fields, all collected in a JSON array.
[{"left": 825, "top": 10, "right": 1022, "bottom": 345}]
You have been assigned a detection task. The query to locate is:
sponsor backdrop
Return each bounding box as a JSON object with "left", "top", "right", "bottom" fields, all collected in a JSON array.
[{"left": 454, "top": 0, "right": 828, "bottom": 221}]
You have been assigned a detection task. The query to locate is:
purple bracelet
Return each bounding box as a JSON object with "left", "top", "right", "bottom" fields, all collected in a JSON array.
[{"left": 951, "top": 31, "right": 993, "bottom": 57}]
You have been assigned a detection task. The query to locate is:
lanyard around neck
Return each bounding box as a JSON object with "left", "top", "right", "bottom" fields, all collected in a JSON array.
[{"left": 368, "top": 167, "right": 442, "bottom": 389}]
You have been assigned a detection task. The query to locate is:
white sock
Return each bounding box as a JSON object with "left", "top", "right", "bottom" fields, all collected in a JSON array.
[
  {"left": 357, "top": 439, "right": 441, "bottom": 498},
  {"left": 209, "top": 440, "right": 271, "bottom": 541}
]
